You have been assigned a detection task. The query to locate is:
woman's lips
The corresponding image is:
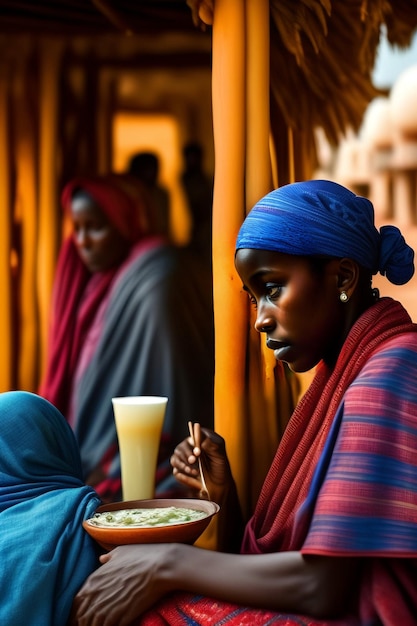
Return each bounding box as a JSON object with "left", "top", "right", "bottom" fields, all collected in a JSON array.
[
  {"left": 266, "top": 338, "right": 291, "bottom": 361},
  {"left": 266, "top": 338, "right": 285, "bottom": 350}
]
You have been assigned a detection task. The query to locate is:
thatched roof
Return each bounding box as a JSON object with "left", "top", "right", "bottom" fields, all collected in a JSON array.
[
  {"left": 268, "top": 0, "right": 417, "bottom": 144},
  {"left": 188, "top": 0, "right": 417, "bottom": 144}
]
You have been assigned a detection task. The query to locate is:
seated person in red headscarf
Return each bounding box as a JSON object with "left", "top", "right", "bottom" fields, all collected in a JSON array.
[{"left": 39, "top": 173, "right": 214, "bottom": 503}]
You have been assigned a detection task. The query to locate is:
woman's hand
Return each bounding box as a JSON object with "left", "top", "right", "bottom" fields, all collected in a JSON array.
[
  {"left": 170, "top": 427, "right": 233, "bottom": 505},
  {"left": 171, "top": 427, "right": 244, "bottom": 551},
  {"left": 69, "top": 544, "right": 174, "bottom": 626}
]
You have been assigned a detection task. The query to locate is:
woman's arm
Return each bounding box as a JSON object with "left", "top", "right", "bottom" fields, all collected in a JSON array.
[
  {"left": 70, "top": 542, "right": 361, "bottom": 626},
  {"left": 169, "top": 545, "right": 360, "bottom": 617}
]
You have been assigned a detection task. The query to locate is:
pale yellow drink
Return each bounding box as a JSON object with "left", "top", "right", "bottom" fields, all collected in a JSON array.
[{"left": 112, "top": 396, "right": 168, "bottom": 501}]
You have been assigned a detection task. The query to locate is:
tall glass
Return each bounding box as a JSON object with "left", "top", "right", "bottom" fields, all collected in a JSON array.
[{"left": 112, "top": 396, "right": 168, "bottom": 501}]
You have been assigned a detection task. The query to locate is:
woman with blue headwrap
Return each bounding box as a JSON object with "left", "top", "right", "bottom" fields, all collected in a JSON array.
[
  {"left": 0, "top": 391, "right": 101, "bottom": 626},
  {"left": 70, "top": 181, "right": 417, "bottom": 626}
]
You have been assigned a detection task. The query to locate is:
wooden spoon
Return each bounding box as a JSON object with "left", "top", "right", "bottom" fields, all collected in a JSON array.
[{"left": 188, "top": 421, "right": 210, "bottom": 500}]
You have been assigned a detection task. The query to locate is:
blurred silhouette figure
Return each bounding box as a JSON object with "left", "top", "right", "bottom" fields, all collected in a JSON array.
[
  {"left": 181, "top": 141, "right": 213, "bottom": 267},
  {"left": 39, "top": 173, "right": 214, "bottom": 503},
  {"left": 128, "top": 151, "right": 171, "bottom": 239}
]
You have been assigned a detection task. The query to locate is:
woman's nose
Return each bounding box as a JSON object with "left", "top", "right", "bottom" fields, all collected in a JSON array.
[
  {"left": 254, "top": 303, "right": 275, "bottom": 334},
  {"left": 74, "top": 228, "right": 89, "bottom": 247}
]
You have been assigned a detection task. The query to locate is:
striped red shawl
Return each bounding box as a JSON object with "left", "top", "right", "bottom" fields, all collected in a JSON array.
[{"left": 241, "top": 297, "right": 416, "bottom": 554}]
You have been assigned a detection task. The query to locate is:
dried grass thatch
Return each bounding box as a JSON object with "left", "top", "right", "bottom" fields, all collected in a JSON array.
[
  {"left": 190, "top": 0, "right": 417, "bottom": 145},
  {"left": 269, "top": 0, "right": 417, "bottom": 144}
]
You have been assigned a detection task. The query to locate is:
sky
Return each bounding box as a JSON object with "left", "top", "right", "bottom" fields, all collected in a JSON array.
[{"left": 372, "top": 28, "right": 417, "bottom": 89}]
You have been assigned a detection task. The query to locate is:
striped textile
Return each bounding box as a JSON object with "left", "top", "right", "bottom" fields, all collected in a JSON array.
[
  {"left": 301, "top": 334, "right": 417, "bottom": 625},
  {"left": 303, "top": 335, "right": 417, "bottom": 556}
]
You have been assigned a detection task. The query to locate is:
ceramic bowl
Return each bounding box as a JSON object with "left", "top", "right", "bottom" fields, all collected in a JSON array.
[{"left": 83, "top": 498, "right": 219, "bottom": 550}]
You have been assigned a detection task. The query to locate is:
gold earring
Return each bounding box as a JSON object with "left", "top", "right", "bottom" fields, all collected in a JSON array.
[{"left": 340, "top": 291, "right": 349, "bottom": 303}]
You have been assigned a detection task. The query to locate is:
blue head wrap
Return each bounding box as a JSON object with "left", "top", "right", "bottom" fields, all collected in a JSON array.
[{"left": 236, "top": 180, "right": 414, "bottom": 285}]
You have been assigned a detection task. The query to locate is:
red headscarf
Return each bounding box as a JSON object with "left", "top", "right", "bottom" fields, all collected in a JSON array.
[{"left": 60, "top": 173, "right": 154, "bottom": 242}]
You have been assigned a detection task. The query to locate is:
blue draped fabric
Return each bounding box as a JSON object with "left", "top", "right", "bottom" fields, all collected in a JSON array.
[{"left": 0, "top": 391, "right": 101, "bottom": 626}]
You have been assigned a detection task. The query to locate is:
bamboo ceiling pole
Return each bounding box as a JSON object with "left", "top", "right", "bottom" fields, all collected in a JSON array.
[
  {"left": 0, "top": 61, "right": 12, "bottom": 390},
  {"left": 212, "top": 0, "right": 248, "bottom": 508},
  {"left": 245, "top": 0, "right": 272, "bottom": 210}
]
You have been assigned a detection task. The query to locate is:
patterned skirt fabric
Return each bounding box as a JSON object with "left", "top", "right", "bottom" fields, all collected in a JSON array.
[{"left": 138, "top": 593, "right": 360, "bottom": 626}]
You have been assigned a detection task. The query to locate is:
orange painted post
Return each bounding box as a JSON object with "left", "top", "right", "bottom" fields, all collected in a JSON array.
[
  {"left": 245, "top": 0, "right": 282, "bottom": 505},
  {"left": 37, "top": 41, "right": 62, "bottom": 380},
  {"left": 14, "top": 60, "right": 39, "bottom": 390},
  {"left": 0, "top": 59, "right": 12, "bottom": 390},
  {"left": 212, "top": 0, "right": 248, "bottom": 511}
]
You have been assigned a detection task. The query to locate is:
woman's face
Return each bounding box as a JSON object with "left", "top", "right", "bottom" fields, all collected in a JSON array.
[
  {"left": 235, "top": 248, "right": 345, "bottom": 372},
  {"left": 70, "top": 194, "right": 129, "bottom": 273}
]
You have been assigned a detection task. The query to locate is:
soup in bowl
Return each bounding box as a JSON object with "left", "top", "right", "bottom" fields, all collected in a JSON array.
[{"left": 83, "top": 498, "right": 220, "bottom": 550}]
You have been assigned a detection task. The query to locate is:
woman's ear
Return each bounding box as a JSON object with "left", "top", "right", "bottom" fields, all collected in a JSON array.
[{"left": 337, "top": 258, "right": 360, "bottom": 298}]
